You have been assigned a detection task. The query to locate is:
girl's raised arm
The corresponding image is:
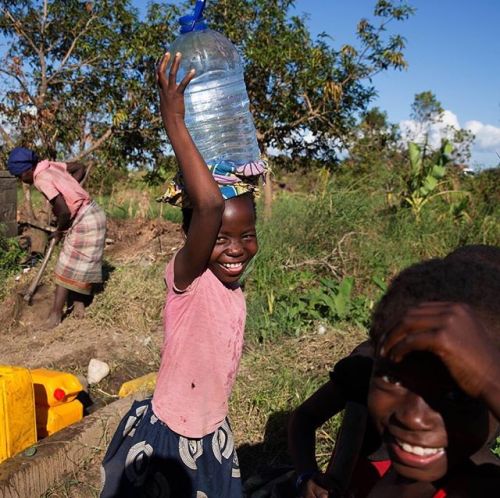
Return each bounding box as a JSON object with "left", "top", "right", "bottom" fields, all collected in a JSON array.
[{"left": 157, "top": 52, "right": 224, "bottom": 290}]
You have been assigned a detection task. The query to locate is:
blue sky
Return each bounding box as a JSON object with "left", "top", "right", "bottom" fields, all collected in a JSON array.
[{"left": 133, "top": 0, "right": 500, "bottom": 167}]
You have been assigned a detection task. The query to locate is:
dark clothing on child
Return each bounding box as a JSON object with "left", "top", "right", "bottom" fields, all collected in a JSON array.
[
  {"left": 328, "top": 340, "right": 390, "bottom": 497},
  {"left": 329, "top": 340, "right": 386, "bottom": 461},
  {"left": 100, "top": 398, "right": 242, "bottom": 498}
]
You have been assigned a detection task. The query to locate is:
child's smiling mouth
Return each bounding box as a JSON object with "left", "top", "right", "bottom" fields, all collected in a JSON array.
[
  {"left": 395, "top": 438, "right": 444, "bottom": 457},
  {"left": 387, "top": 434, "right": 445, "bottom": 468},
  {"left": 219, "top": 261, "right": 246, "bottom": 275}
]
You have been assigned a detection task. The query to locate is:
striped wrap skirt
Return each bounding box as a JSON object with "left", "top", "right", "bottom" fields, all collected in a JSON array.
[{"left": 54, "top": 201, "right": 106, "bottom": 295}]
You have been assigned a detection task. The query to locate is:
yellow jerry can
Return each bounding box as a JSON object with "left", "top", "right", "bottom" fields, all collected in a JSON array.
[
  {"left": 0, "top": 365, "right": 37, "bottom": 463},
  {"left": 118, "top": 372, "right": 158, "bottom": 398},
  {"left": 36, "top": 399, "right": 84, "bottom": 438},
  {"left": 30, "top": 368, "right": 83, "bottom": 407}
]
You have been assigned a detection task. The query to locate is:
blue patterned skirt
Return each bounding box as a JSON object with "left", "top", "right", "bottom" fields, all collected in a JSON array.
[{"left": 100, "top": 398, "right": 242, "bottom": 498}]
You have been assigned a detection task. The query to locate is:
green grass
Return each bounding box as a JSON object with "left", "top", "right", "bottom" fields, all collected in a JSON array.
[
  {"left": 0, "top": 229, "right": 26, "bottom": 299},
  {"left": 19, "top": 164, "right": 499, "bottom": 495},
  {"left": 94, "top": 190, "right": 182, "bottom": 224},
  {"left": 244, "top": 167, "right": 499, "bottom": 343}
]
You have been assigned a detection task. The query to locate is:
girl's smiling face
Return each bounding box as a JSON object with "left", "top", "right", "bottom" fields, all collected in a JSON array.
[
  {"left": 209, "top": 193, "right": 258, "bottom": 285},
  {"left": 368, "top": 351, "right": 492, "bottom": 482}
]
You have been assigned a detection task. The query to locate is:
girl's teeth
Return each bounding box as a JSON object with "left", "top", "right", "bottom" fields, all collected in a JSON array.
[
  {"left": 223, "top": 263, "right": 242, "bottom": 269},
  {"left": 397, "top": 440, "right": 443, "bottom": 456}
]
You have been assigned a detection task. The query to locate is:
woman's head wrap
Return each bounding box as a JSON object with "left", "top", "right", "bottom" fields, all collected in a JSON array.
[
  {"left": 7, "top": 147, "right": 39, "bottom": 177},
  {"left": 157, "top": 158, "right": 268, "bottom": 206}
]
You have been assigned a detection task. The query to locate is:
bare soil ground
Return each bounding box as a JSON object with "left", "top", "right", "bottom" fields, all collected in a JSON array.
[
  {"left": 1, "top": 216, "right": 365, "bottom": 497},
  {"left": 1, "top": 217, "right": 183, "bottom": 385}
]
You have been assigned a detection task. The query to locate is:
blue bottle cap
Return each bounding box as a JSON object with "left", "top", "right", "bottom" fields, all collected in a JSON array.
[{"left": 179, "top": 0, "right": 208, "bottom": 34}]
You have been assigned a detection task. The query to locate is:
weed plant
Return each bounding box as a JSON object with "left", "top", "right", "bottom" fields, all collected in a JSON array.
[
  {"left": 0, "top": 228, "right": 25, "bottom": 299},
  {"left": 245, "top": 167, "right": 499, "bottom": 343}
]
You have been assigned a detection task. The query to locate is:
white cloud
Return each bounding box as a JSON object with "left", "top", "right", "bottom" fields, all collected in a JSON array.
[
  {"left": 464, "top": 120, "right": 500, "bottom": 152},
  {"left": 399, "top": 110, "right": 500, "bottom": 166},
  {"left": 400, "top": 110, "right": 461, "bottom": 149}
]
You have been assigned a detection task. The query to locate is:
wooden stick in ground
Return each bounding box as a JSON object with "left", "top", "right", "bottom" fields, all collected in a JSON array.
[
  {"left": 23, "top": 237, "right": 57, "bottom": 304},
  {"left": 325, "top": 401, "right": 368, "bottom": 495}
]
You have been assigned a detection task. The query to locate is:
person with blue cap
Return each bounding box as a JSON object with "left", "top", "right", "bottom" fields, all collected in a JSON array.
[{"left": 7, "top": 146, "right": 106, "bottom": 328}]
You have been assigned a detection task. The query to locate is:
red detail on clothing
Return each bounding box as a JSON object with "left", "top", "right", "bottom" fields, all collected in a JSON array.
[
  {"left": 349, "top": 458, "right": 447, "bottom": 497},
  {"left": 433, "top": 490, "right": 447, "bottom": 498},
  {"left": 371, "top": 459, "right": 392, "bottom": 477}
]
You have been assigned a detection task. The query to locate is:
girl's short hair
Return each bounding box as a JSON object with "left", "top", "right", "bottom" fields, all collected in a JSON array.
[{"left": 370, "top": 258, "right": 500, "bottom": 346}]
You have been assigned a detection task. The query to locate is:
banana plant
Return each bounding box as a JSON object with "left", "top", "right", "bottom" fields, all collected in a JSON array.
[{"left": 402, "top": 140, "right": 454, "bottom": 220}]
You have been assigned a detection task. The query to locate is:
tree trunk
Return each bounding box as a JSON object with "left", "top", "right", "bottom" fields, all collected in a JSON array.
[
  {"left": 22, "top": 183, "right": 37, "bottom": 222},
  {"left": 263, "top": 170, "right": 273, "bottom": 221}
]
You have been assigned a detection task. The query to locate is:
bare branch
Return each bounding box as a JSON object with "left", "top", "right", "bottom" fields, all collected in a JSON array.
[
  {"left": 41, "top": 0, "right": 48, "bottom": 34},
  {"left": 2, "top": 6, "right": 49, "bottom": 100},
  {"left": 48, "top": 14, "right": 99, "bottom": 82},
  {"left": 0, "top": 67, "right": 37, "bottom": 107},
  {"left": 2, "top": 8, "right": 41, "bottom": 57},
  {"left": 56, "top": 55, "right": 102, "bottom": 73},
  {"left": 67, "top": 128, "right": 113, "bottom": 161},
  {"left": 0, "top": 123, "right": 14, "bottom": 147}
]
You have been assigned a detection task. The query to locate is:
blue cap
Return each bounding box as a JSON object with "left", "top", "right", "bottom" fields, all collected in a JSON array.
[
  {"left": 7, "top": 147, "right": 39, "bottom": 177},
  {"left": 179, "top": 0, "right": 208, "bottom": 34}
]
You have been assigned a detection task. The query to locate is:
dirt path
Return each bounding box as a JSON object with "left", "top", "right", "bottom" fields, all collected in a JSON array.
[{"left": 1, "top": 217, "right": 183, "bottom": 376}]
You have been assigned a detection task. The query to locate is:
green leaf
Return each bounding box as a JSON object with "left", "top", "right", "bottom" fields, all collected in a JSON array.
[
  {"left": 431, "top": 165, "right": 446, "bottom": 179},
  {"left": 442, "top": 141, "right": 453, "bottom": 156},
  {"left": 372, "top": 275, "right": 387, "bottom": 292},
  {"left": 422, "top": 175, "right": 438, "bottom": 193},
  {"left": 333, "top": 277, "right": 354, "bottom": 319},
  {"left": 408, "top": 142, "right": 422, "bottom": 173}
]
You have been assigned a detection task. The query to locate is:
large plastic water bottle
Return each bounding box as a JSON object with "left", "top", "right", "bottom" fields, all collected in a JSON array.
[{"left": 167, "top": 0, "right": 260, "bottom": 165}]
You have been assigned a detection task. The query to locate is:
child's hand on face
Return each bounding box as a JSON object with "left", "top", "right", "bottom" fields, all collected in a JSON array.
[
  {"left": 156, "top": 52, "right": 196, "bottom": 128},
  {"left": 379, "top": 302, "right": 500, "bottom": 399}
]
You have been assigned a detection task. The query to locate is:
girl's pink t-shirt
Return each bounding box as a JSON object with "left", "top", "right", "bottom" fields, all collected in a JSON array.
[
  {"left": 33, "top": 160, "right": 90, "bottom": 218},
  {"left": 152, "top": 256, "right": 246, "bottom": 438}
]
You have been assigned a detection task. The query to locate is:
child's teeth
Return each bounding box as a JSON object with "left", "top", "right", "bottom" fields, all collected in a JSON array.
[
  {"left": 397, "top": 440, "right": 443, "bottom": 456},
  {"left": 224, "top": 263, "right": 242, "bottom": 268}
]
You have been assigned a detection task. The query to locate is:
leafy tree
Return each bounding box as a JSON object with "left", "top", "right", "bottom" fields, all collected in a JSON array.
[
  {"left": 406, "top": 91, "right": 474, "bottom": 167},
  {"left": 444, "top": 125, "right": 474, "bottom": 166},
  {"left": 411, "top": 91, "right": 445, "bottom": 128},
  {"left": 0, "top": 0, "right": 180, "bottom": 177},
  {"left": 0, "top": 0, "right": 414, "bottom": 181},
  {"left": 345, "top": 107, "right": 401, "bottom": 173},
  {"left": 201, "top": 0, "right": 415, "bottom": 163}
]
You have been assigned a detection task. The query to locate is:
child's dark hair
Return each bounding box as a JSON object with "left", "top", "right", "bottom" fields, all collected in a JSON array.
[
  {"left": 181, "top": 193, "right": 257, "bottom": 234},
  {"left": 445, "top": 244, "right": 500, "bottom": 271},
  {"left": 370, "top": 258, "right": 500, "bottom": 346}
]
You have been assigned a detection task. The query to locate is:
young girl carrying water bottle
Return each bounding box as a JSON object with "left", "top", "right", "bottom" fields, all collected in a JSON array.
[{"left": 100, "top": 52, "right": 262, "bottom": 498}]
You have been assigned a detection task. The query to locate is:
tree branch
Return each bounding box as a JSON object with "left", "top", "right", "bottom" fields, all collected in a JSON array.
[
  {"left": 48, "top": 14, "right": 99, "bottom": 82},
  {"left": 0, "top": 67, "right": 37, "bottom": 107},
  {"left": 67, "top": 128, "right": 113, "bottom": 161},
  {"left": 41, "top": 0, "right": 48, "bottom": 34},
  {"left": 2, "top": 8, "right": 41, "bottom": 57},
  {"left": 0, "top": 123, "right": 14, "bottom": 147}
]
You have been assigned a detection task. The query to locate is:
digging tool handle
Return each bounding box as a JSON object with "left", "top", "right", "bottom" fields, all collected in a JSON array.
[
  {"left": 24, "top": 237, "right": 57, "bottom": 303},
  {"left": 19, "top": 220, "right": 56, "bottom": 233}
]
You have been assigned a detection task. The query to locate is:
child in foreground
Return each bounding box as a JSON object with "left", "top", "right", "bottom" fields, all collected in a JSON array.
[
  {"left": 367, "top": 257, "right": 500, "bottom": 497},
  {"left": 7, "top": 148, "right": 106, "bottom": 328},
  {"left": 100, "top": 52, "right": 263, "bottom": 498},
  {"left": 289, "top": 250, "right": 500, "bottom": 497}
]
